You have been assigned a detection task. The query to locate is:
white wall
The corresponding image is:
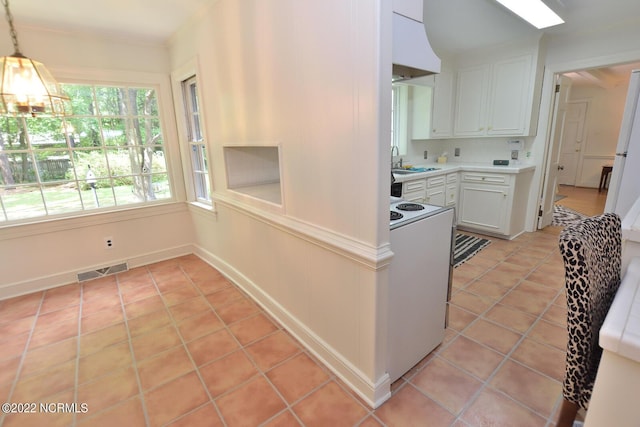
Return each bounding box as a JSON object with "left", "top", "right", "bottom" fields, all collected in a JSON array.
[
  {"left": 567, "top": 81, "right": 629, "bottom": 187},
  {"left": 168, "top": 0, "right": 393, "bottom": 407}
]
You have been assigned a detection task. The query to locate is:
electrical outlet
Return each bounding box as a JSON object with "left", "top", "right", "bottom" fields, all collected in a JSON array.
[
  {"left": 511, "top": 150, "right": 519, "bottom": 160},
  {"left": 423, "top": 150, "right": 428, "bottom": 159},
  {"left": 104, "top": 237, "right": 114, "bottom": 249},
  {"left": 454, "top": 148, "right": 460, "bottom": 157}
]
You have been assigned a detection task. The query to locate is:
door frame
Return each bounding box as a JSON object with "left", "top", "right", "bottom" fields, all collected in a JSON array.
[{"left": 531, "top": 52, "right": 640, "bottom": 232}]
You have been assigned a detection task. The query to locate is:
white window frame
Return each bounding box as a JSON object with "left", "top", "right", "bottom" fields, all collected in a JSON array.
[
  {"left": 182, "top": 76, "right": 211, "bottom": 204},
  {"left": 0, "top": 68, "right": 180, "bottom": 226},
  {"left": 171, "top": 59, "right": 214, "bottom": 210}
]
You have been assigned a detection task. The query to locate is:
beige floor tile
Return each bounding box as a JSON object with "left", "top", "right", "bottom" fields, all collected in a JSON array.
[
  {"left": 137, "top": 346, "right": 194, "bottom": 391},
  {"left": 411, "top": 356, "right": 483, "bottom": 415},
  {"left": 81, "top": 305, "right": 125, "bottom": 333},
  {"left": 168, "top": 296, "right": 211, "bottom": 323},
  {"left": 0, "top": 332, "right": 30, "bottom": 362},
  {"left": 166, "top": 403, "right": 224, "bottom": 427},
  {"left": 483, "top": 304, "right": 537, "bottom": 334},
  {"left": 131, "top": 325, "right": 183, "bottom": 361},
  {"left": 120, "top": 283, "right": 158, "bottom": 305},
  {"left": 77, "top": 366, "right": 139, "bottom": 417},
  {"left": 144, "top": 371, "right": 209, "bottom": 427},
  {"left": 450, "top": 290, "right": 495, "bottom": 315},
  {"left": 124, "top": 295, "right": 166, "bottom": 319},
  {"left": 528, "top": 319, "right": 568, "bottom": 352},
  {"left": 489, "top": 359, "right": 561, "bottom": 417},
  {"left": 461, "top": 387, "right": 547, "bottom": 427},
  {"left": 439, "top": 335, "right": 504, "bottom": 380},
  {"left": 293, "top": 381, "right": 369, "bottom": 427},
  {"left": 77, "top": 396, "right": 147, "bottom": 427},
  {"left": 374, "top": 384, "right": 454, "bottom": 427},
  {"left": 511, "top": 338, "right": 566, "bottom": 382},
  {"left": 80, "top": 322, "right": 128, "bottom": 357},
  {"left": 216, "top": 298, "right": 261, "bottom": 324},
  {"left": 20, "top": 337, "right": 77, "bottom": 377},
  {"left": 199, "top": 350, "right": 258, "bottom": 397},
  {"left": 463, "top": 319, "right": 522, "bottom": 355},
  {"left": 187, "top": 329, "right": 240, "bottom": 366},
  {"left": 40, "top": 284, "right": 81, "bottom": 313},
  {"left": 127, "top": 309, "right": 172, "bottom": 337},
  {"left": 245, "top": 330, "right": 301, "bottom": 371},
  {"left": 0, "top": 292, "right": 42, "bottom": 324},
  {"left": 262, "top": 410, "right": 304, "bottom": 427},
  {"left": 2, "top": 388, "right": 75, "bottom": 427},
  {"left": 205, "top": 287, "right": 245, "bottom": 309},
  {"left": 447, "top": 305, "right": 477, "bottom": 332},
  {"left": 78, "top": 341, "right": 132, "bottom": 384},
  {"left": 161, "top": 285, "right": 200, "bottom": 307},
  {"left": 12, "top": 359, "right": 75, "bottom": 402},
  {"left": 229, "top": 313, "right": 279, "bottom": 345},
  {"left": 216, "top": 376, "right": 286, "bottom": 426},
  {"left": 177, "top": 310, "right": 223, "bottom": 342},
  {"left": 267, "top": 353, "right": 330, "bottom": 403}
]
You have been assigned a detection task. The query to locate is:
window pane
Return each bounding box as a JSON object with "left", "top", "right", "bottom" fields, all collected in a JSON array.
[
  {"left": 130, "top": 88, "right": 159, "bottom": 116},
  {"left": 0, "top": 116, "right": 27, "bottom": 150},
  {"left": 42, "top": 183, "right": 83, "bottom": 215},
  {"left": 95, "top": 86, "right": 124, "bottom": 116},
  {"left": 34, "top": 151, "right": 72, "bottom": 182},
  {"left": 62, "top": 85, "right": 97, "bottom": 115},
  {"left": 0, "top": 83, "right": 172, "bottom": 223},
  {"left": 1, "top": 185, "right": 46, "bottom": 220},
  {"left": 80, "top": 178, "right": 116, "bottom": 209},
  {"left": 101, "top": 118, "right": 128, "bottom": 146}
]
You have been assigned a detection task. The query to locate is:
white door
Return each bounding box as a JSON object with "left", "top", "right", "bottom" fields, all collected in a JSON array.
[
  {"left": 558, "top": 101, "right": 588, "bottom": 185},
  {"left": 538, "top": 75, "right": 572, "bottom": 229}
]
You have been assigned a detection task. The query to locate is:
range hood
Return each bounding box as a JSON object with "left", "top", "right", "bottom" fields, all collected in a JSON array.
[{"left": 392, "top": 12, "right": 441, "bottom": 81}]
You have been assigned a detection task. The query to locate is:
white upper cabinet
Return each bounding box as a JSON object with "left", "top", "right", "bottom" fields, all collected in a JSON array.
[
  {"left": 453, "top": 65, "right": 489, "bottom": 137},
  {"left": 393, "top": 0, "right": 423, "bottom": 21},
  {"left": 431, "top": 71, "right": 455, "bottom": 138},
  {"left": 486, "top": 55, "right": 533, "bottom": 135},
  {"left": 453, "top": 54, "right": 536, "bottom": 137}
]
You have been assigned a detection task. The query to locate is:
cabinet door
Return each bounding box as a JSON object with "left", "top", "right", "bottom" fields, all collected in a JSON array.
[
  {"left": 454, "top": 65, "right": 489, "bottom": 136},
  {"left": 425, "top": 185, "right": 445, "bottom": 206},
  {"left": 445, "top": 183, "right": 457, "bottom": 207},
  {"left": 458, "top": 184, "right": 509, "bottom": 233},
  {"left": 431, "top": 71, "right": 454, "bottom": 138},
  {"left": 487, "top": 55, "right": 532, "bottom": 136}
]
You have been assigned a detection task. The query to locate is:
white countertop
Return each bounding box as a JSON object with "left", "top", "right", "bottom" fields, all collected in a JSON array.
[
  {"left": 392, "top": 162, "right": 535, "bottom": 182},
  {"left": 600, "top": 257, "right": 640, "bottom": 363}
]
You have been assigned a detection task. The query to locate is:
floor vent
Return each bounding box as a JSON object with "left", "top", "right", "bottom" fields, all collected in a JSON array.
[{"left": 77, "top": 262, "right": 128, "bottom": 282}]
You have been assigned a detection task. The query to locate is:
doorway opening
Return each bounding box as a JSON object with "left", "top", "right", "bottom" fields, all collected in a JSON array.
[{"left": 538, "top": 61, "right": 640, "bottom": 229}]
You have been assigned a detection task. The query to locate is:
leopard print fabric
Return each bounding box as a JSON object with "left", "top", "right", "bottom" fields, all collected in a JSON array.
[{"left": 558, "top": 212, "right": 621, "bottom": 410}]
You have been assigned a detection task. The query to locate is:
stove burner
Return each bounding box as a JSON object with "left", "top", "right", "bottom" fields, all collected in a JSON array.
[
  {"left": 396, "top": 203, "right": 425, "bottom": 211},
  {"left": 390, "top": 211, "right": 403, "bottom": 221}
]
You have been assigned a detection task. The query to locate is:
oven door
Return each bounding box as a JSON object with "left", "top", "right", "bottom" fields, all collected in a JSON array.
[{"left": 391, "top": 182, "right": 402, "bottom": 198}]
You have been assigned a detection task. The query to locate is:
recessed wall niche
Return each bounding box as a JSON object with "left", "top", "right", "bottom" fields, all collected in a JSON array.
[{"left": 223, "top": 145, "right": 282, "bottom": 206}]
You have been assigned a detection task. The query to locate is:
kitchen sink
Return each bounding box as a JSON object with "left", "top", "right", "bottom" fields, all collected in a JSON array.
[{"left": 392, "top": 167, "right": 441, "bottom": 174}]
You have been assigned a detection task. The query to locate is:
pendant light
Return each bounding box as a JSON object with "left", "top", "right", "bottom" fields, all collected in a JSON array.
[{"left": 0, "top": 0, "right": 70, "bottom": 116}]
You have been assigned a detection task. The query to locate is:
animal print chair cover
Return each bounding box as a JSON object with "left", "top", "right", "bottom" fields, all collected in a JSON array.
[{"left": 558, "top": 212, "right": 621, "bottom": 410}]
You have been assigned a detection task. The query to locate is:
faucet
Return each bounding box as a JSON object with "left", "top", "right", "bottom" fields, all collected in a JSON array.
[{"left": 390, "top": 145, "right": 402, "bottom": 169}]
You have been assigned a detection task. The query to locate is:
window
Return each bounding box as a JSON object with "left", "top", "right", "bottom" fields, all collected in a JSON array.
[
  {"left": 181, "top": 76, "right": 210, "bottom": 203},
  {"left": 391, "top": 84, "right": 409, "bottom": 155},
  {"left": 0, "top": 83, "right": 171, "bottom": 223}
]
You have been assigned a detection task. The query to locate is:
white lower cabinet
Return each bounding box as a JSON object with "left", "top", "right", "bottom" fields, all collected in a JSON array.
[
  {"left": 425, "top": 175, "right": 445, "bottom": 206},
  {"left": 457, "top": 170, "right": 532, "bottom": 238},
  {"left": 445, "top": 173, "right": 458, "bottom": 207},
  {"left": 401, "top": 178, "right": 426, "bottom": 203}
]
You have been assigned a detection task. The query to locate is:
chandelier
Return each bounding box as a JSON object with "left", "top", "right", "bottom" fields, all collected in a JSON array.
[{"left": 0, "top": 0, "right": 70, "bottom": 116}]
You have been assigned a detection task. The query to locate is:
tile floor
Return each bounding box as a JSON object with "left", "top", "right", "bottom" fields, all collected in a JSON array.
[{"left": 0, "top": 190, "right": 604, "bottom": 427}]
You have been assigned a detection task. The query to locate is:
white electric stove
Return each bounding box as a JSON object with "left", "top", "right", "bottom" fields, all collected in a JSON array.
[{"left": 387, "top": 199, "right": 455, "bottom": 382}]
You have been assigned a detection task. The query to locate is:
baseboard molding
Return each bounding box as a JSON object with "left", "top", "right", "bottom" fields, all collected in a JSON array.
[
  {"left": 0, "top": 244, "right": 194, "bottom": 300},
  {"left": 193, "top": 244, "right": 391, "bottom": 408}
]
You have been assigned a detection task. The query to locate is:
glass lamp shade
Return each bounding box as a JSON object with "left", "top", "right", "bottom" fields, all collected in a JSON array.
[{"left": 0, "top": 54, "right": 70, "bottom": 116}]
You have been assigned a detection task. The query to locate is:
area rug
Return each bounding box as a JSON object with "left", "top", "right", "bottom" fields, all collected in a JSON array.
[
  {"left": 552, "top": 204, "right": 588, "bottom": 227},
  {"left": 454, "top": 233, "right": 491, "bottom": 268}
]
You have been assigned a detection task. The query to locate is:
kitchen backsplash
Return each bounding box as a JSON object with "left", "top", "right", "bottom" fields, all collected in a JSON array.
[{"left": 404, "top": 137, "right": 534, "bottom": 166}]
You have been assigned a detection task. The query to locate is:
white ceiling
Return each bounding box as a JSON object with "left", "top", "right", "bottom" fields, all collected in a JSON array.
[
  {"left": 3, "top": 0, "right": 213, "bottom": 43},
  {"left": 3, "top": 0, "right": 640, "bottom": 49},
  {"left": 423, "top": 0, "right": 640, "bottom": 54},
  {"left": 3, "top": 0, "right": 640, "bottom": 83}
]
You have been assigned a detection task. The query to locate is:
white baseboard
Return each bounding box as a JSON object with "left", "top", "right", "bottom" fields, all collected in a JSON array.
[
  {"left": 0, "top": 244, "right": 194, "bottom": 300},
  {"left": 193, "top": 245, "right": 391, "bottom": 408}
]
